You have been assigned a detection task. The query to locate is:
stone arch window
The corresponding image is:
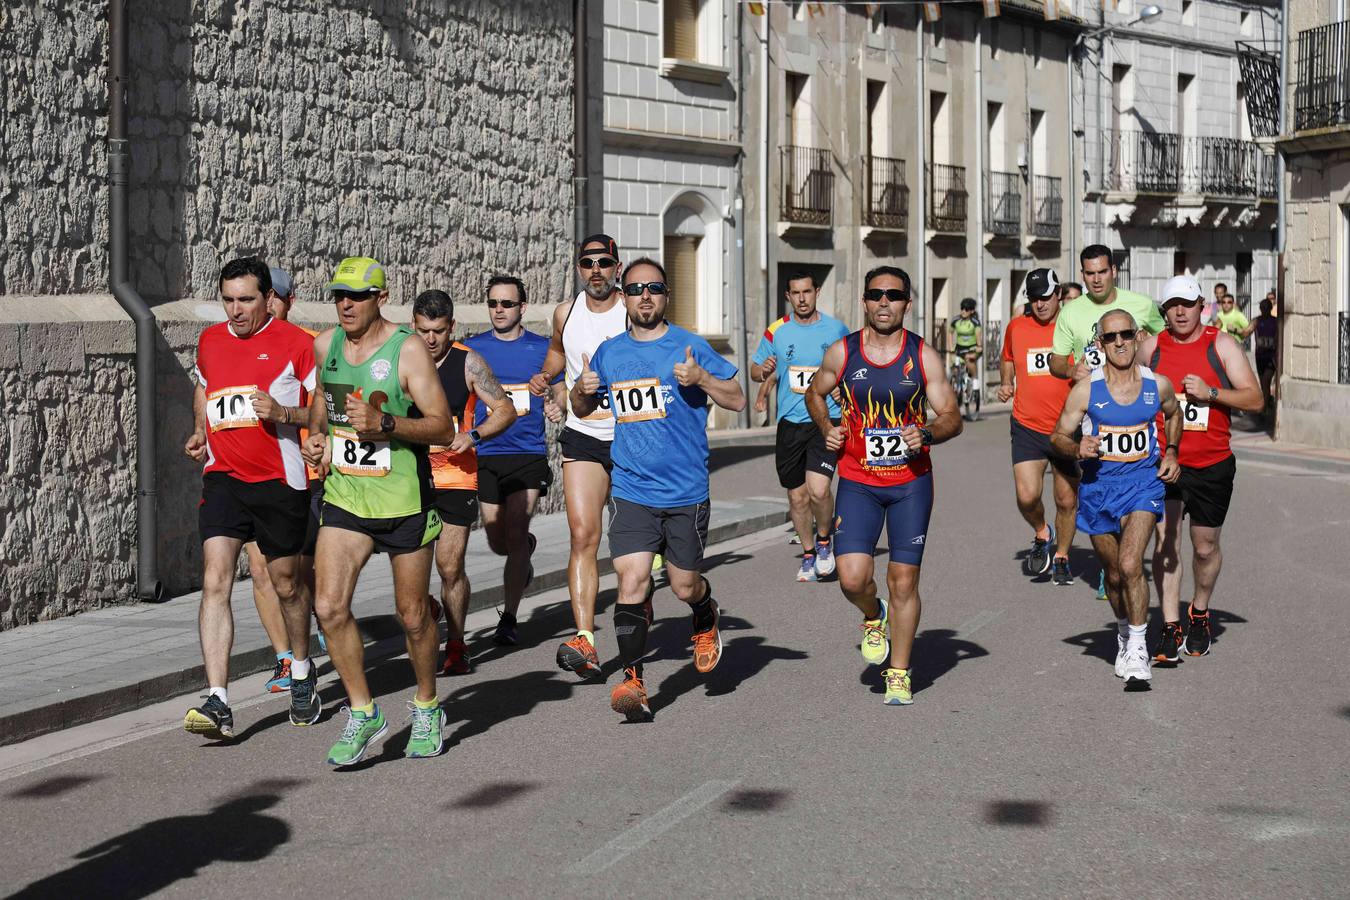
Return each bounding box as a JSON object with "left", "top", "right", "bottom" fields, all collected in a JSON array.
[{"left": 662, "top": 193, "right": 723, "bottom": 335}]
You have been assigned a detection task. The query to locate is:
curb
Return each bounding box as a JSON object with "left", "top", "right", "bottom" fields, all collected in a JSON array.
[
  {"left": 0, "top": 508, "right": 787, "bottom": 748},
  {"left": 1231, "top": 443, "right": 1350, "bottom": 476}
]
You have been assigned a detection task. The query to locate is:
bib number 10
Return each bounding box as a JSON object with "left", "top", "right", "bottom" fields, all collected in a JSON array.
[{"left": 206, "top": 386, "right": 259, "bottom": 431}]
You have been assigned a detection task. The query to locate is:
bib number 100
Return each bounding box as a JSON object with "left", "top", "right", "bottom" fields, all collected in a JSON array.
[{"left": 1098, "top": 426, "right": 1150, "bottom": 462}]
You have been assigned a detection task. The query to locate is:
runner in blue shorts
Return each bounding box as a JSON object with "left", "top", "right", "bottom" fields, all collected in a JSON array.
[{"left": 1051, "top": 309, "right": 1182, "bottom": 691}]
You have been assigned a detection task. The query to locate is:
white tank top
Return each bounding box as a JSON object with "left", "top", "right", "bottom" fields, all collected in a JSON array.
[{"left": 562, "top": 290, "right": 629, "bottom": 441}]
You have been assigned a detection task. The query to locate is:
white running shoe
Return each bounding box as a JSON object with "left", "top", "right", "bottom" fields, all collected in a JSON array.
[
  {"left": 1122, "top": 643, "right": 1152, "bottom": 687},
  {"left": 813, "top": 539, "right": 836, "bottom": 578},
  {"left": 1114, "top": 632, "right": 1127, "bottom": 678}
]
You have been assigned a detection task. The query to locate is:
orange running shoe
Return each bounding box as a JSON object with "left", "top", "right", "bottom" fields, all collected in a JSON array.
[
  {"left": 556, "top": 633, "right": 602, "bottom": 679},
  {"left": 610, "top": 666, "right": 650, "bottom": 722},
  {"left": 440, "top": 638, "right": 470, "bottom": 676},
  {"left": 691, "top": 600, "right": 722, "bottom": 674}
]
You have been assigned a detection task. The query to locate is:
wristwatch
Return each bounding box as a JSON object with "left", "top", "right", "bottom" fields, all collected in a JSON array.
[
  {"left": 469, "top": 429, "right": 483, "bottom": 448},
  {"left": 380, "top": 413, "right": 395, "bottom": 434},
  {"left": 919, "top": 427, "right": 934, "bottom": 447},
  {"left": 1208, "top": 387, "right": 1219, "bottom": 402}
]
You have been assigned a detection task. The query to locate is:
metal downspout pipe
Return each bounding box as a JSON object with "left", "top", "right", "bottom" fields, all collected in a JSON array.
[
  {"left": 974, "top": 19, "right": 986, "bottom": 358},
  {"left": 1066, "top": 35, "right": 1078, "bottom": 270},
  {"left": 574, "top": 0, "right": 589, "bottom": 243},
  {"left": 109, "top": 0, "right": 162, "bottom": 602},
  {"left": 916, "top": 18, "right": 927, "bottom": 339},
  {"left": 733, "top": 5, "right": 749, "bottom": 428},
  {"left": 1275, "top": 0, "right": 1289, "bottom": 434}
]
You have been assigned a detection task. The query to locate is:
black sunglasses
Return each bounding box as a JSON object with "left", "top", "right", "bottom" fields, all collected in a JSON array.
[
  {"left": 1165, "top": 298, "right": 1201, "bottom": 309},
  {"left": 622, "top": 281, "right": 668, "bottom": 296},
  {"left": 1099, "top": 328, "right": 1137, "bottom": 344},
  {"left": 486, "top": 299, "right": 522, "bottom": 309},
  {"left": 578, "top": 256, "right": 617, "bottom": 270},
  {"left": 332, "top": 289, "right": 378, "bottom": 301},
  {"left": 863, "top": 288, "right": 910, "bottom": 302}
]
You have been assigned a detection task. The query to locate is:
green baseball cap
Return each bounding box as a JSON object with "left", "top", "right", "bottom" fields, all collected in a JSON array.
[{"left": 326, "top": 256, "right": 386, "bottom": 293}]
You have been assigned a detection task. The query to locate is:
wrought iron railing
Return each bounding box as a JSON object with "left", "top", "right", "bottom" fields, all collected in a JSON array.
[
  {"left": 927, "top": 163, "right": 968, "bottom": 233},
  {"left": 1296, "top": 20, "right": 1350, "bottom": 131},
  {"left": 864, "top": 156, "right": 909, "bottom": 230},
  {"left": 1340, "top": 311, "right": 1350, "bottom": 385},
  {"left": 985, "top": 171, "right": 1021, "bottom": 236},
  {"left": 1030, "top": 175, "right": 1062, "bottom": 239},
  {"left": 780, "top": 146, "right": 833, "bottom": 226},
  {"left": 1101, "top": 130, "right": 1276, "bottom": 200}
]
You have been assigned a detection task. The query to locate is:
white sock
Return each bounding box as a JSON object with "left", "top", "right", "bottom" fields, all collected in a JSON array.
[
  {"left": 1127, "top": 623, "right": 1147, "bottom": 648},
  {"left": 290, "top": 657, "right": 311, "bottom": 680},
  {"left": 1116, "top": 618, "right": 1129, "bottom": 638},
  {"left": 209, "top": 686, "right": 228, "bottom": 705}
]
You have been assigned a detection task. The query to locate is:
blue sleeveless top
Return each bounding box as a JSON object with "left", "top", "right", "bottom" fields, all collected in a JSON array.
[{"left": 1081, "top": 366, "right": 1160, "bottom": 484}]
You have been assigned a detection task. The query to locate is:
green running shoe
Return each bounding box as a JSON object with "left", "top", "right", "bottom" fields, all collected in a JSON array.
[
  {"left": 326, "top": 704, "right": 388, "bottom": 767},
  {"left": 881, "top": 667, "right": 913, "bottom": 705},
  {"left": 405, "top": 701, "right": 446, "bottom": 759},
  {"left": 1096, "top": 570, "right": 1108, "bottom": 602},
  {"left": 860, "top": 597, "right": 889, "bottom": 666}
]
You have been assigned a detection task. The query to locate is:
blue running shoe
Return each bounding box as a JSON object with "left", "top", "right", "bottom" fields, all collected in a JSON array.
[
  {"left": 266, "top": 654, "right": 293, "bottom": 693},
  {"left": 1096, "top": 570, "right": 1108, "bottom": 602},
  {"left": 813, "top": 537, "right": 836, "bottom": 578},
  {"left": 796, "top": 554, "right": 817, "bottom": 583}
]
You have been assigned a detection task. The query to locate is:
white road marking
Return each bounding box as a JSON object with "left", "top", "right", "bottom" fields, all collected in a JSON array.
[
  {"left": 1250, "top": 821, "right": 1318, "bottom": 841},
  {"left": 565, "top": 780, "right": 739, "bottom": 873},
  {"left": 957, "top": 609, "right": 1004, "bottom": 637}
]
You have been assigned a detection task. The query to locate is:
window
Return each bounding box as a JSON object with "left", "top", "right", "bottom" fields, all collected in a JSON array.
[
  {"left": 664, "top": 194, "right": 724, "bottom": 335},
  {"left": 1173, "top": 250, "right": 1188, "bottom": 277},
  {"left": 663, "top": 234, "right": 701, "bottom": 331},
  {"left": 786, "top": 72, "right": 812, "bottom": 147},
  {"left": 1030, "top": 108, "right": 1047, "bottom": 176},
  {"left": 867, "top": 80, "right": 889, "bottom": 158},
  {"left": 870, "top": 5, "right": 886, "bottom": 34},
  {"left": 1237, "top": 82, "right": 1252, "bottom": 140},
  {"left": 930, "top": 90, "right": 950, "bottom": 165},
  {"left": 662, "top": 0, "right": 723, "bottom": 68},
  {"left": 987, "top": 101, "right": 1005, "bottom": 171},
  {"left": 1032, "top": 29, "right": 1042, "bottom": 69},
  {"left": 1240, "top": 10, "right": 1253, "bottom": 36},
  {"left": 931, "top": 16, "right": 945, "bottom": 50},
  {"left": 989, "top": 21, "right": 1000, "bottom": 60},
  {"left": 1181, "top": 0, "right": 1195, "bottom": 26},
  {"left": 931, "top": 277, "right": 949, "bottom": 346},
  {"left": 1112, "top": 64, "right": 1133, "bottom": 135}
]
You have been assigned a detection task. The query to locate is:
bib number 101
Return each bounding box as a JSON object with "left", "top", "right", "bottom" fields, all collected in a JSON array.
[{"left": 611, "top": 378, "right": 667, "bottom": 423}]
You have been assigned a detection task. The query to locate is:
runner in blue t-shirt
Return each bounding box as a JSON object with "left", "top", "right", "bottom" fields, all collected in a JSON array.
[
  {"left": 464, "top": 275, "right": 565, "bottom": 646},
  {"left": 570, "top": 258, "right": 745, "bottom": 722},
  {"left": 751, "top": 271, "right": 850, "bottom": 583}
]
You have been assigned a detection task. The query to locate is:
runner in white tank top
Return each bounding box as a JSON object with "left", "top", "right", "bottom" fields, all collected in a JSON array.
[{"left": 561, "top": 290, "right": 629, "bottom": 442}]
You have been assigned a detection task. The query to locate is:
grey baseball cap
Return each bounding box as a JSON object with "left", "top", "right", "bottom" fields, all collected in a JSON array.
[{"left": 269, "top": 266, "right": 294, "bottom": 299}]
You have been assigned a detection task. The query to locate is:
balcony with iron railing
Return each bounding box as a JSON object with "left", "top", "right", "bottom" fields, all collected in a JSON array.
[
  {"left": 1030, "top": 175, "right": 1062, "bottom": 240},
  {"left": 985, "top": 171, "right": 1021, "bottom": 236},
  {"left": 1100, "top": 130, "right": 1276, "bottom": 201},
  {"left": 927, "top": 163, "right": 967, "bottom": 234},
  {"left": 864, "top": 156, "right": 909, "bottom": 231},
  {"left": 780, "top": 146, "right": 833, "bottom": 226},
  {"left": 1295, "top": 20, "right": 1350, "bottom": 132}
]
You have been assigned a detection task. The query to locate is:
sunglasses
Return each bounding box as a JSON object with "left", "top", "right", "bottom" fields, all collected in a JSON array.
[
  {"left": 622, "top": 281, "right": 668, "bottom": 296},
  {"left": 332, "top": 289, "right": 377, "bottom": 301},
  {"left": 1165, "top": 298, "right": 1201, "bottom": 309},
  {"left": 1099, "top": 328, "right": 1137, "bottom": 344},
  {"left": 578, "top": 256, "right": 617, "bottom": 270},
  {"left": 486, "top": 299, "right": 522, "bottom": 309},
  {"left": 863, "top": 288, "right": 910, "bottom": 303}
]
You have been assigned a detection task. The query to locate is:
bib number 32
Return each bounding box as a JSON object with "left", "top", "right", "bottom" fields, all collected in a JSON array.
[{"left": 863, "top": 427, "right": 910, "bottom": 467}]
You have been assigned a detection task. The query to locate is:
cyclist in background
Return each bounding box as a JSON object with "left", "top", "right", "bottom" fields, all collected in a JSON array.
[{"left": 950, "top": 298, "right": 982, "bottom": 420}]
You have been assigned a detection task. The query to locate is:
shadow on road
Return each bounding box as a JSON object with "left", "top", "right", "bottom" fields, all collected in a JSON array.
[
  {"left": 858, "top": 628, "right": 988, "bottom": 694},
  {"left": 1062, "top": 623, "right": 1118, "bottom": 666},
  {"left": 721, "top": 789, "right": 791, "bottom": 814},
  {"left": 447, "top": 780, "right": 542, "bottom": 809},
  {"left": 708, "top": 444, "right": 773, "bottom": 474},
  {"left": 985, "top": 800, "right": 1052, "bottom": 827},
  {"left": 7, "top": 774, "right": 104, "bottom": 800},
  {"left": 1340, "top": 705, "right": 1350, "bottom": 721},
  {"left": 9, "top": 779, "right": 300, "bottom": 900}
]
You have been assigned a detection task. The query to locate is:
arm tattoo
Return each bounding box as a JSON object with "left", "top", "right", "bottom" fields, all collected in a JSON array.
[{"left": 466, "top": 350, "right": 507, "bottom": 401}]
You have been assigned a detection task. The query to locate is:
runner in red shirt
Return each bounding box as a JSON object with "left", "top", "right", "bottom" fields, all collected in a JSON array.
[
  {"left": 182, "top": 256, "right": 319, "bottom": 741},
  {"left": 998, "top": 269, "right": 1078, "bottom": 586},
  {"left": 1138, "top": 275, "right": 1263, "bottom": 663}
]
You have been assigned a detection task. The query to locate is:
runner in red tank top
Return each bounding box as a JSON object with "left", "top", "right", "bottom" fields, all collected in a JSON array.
[{"left": 1137, "top": 275, "right": 1263, "bottom": 663}]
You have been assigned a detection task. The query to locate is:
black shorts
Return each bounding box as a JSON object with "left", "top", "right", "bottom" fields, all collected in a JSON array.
[
  {"left": 302, "top": 479, "right": 324, "bottom": 557},
  {"left": 1165, "top": 454, "right": 1236, "bottom": 528},
  {"left": 1256, "top": 355, "right": 1276, "bottom": 376},
  {"left": 433, "top": 489, "right": 480, "bottom": 528},
  {"left": 320, "top": 502, "right": 443, "bottom": 555},
  {"left": 607, "top": 497, "right": 710, "bottom": 571},
  {"left": 1010, "top": 417, "right": 1079, "bottom": 479},
  {"left": 775, "top": 419, "right": 839, "bottom": 489},
  {"left": 477, "top": 454, "right": 553, "bottom": 504},
  {"left": 199, "top": 472, "right": 309, "bottom": 558},
  {"left": 559, "top": 427, "right": 613, "bottom": 472}
]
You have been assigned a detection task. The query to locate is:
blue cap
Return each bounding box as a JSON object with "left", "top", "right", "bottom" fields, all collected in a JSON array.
[{"left": 269, "top": 266, "right": 294, "bottom": 299}]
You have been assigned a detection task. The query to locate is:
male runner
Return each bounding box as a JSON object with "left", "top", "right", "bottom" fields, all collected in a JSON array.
[
  {"left": 1139, "top": 276, "right": 1263, "bottom": 663},
  {"left": 1050, "top": 309, "right": 1182, "bottom": 690},
  {"left": 1062, "top": 282, "right": 1083, "bottom": 302},
  {"left": 529, "top": 234, "right": 630, "bottom": 680},
  {"left": 751, "top": 271, "right": 849, "bottom": 582},
  {"left": 412, "top": 289, "right": 517, "bottom": 674},
  {"left": 571, "top": 258, "right": 744, "bottom": 720},
  {"left": 1215, "top": 291, "right": 1255, "bottom": 342},
  {"left": 997, "top": 268, "right": 1078, "bottom": 585},
  {"left": 806, "top": 266, "right": 962, "bottom": 706},
  {"left": 302, "top": 257, "right": 458, "bottom": 766},
  {"left": 183, "top": 257, "right": 316, "bottom": 740},
  {"left": 1253, "top": 297, "right": 1278, "bottom": 416},
  {"left": 1049, "top": 245, "right": 1165, "bottom": 381},
  {"left": 465, "top": 275, "right": 562, "bottom": 645}
]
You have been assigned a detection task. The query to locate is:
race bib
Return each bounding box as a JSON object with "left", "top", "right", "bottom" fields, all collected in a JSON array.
[
  {"left": 1025, "top": 348, "right": 1053, "bottom": 376},
  {"left": 611, "top": 378, "right": 667, "bottom": 423},
  {"left": 1082, "top": 344, "right": 1105, "bottom": 368},
  {"left": 1097, "top": 424, "right": 1151, "bottom": 462},
  {"left": 206, "top": 386, "right": 260, "bottom": 431},
  {"left": 503, "top": 383, "right": 532, "bottom": 416},
  {"left": 788, "top": 365, "right": 818, "bottom": 394},
  {"left": 571, "top": 381, "right": 612, "bottom": 421},
  {"left": 863, "top": 427, "right": 911, "bottom": 467},
  {"left": 331, "top": 428, "right": 391, "bottom": 477},
  {"left": 1180, "top": 398, "right": 1210, "bottom": 432}
]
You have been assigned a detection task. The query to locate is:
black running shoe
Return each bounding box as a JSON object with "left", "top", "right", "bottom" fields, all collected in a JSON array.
[
  {"left": 1026, "top": 530, "right": 1053, "bottom": 576},
  {"left": 184, "top": 695, "right": 234, "bottom": 740},
  {"left": 289, "top": 664, "right": 322, "bottom": 726},
  {"left": 1154, "top": 621, "right": 1184, "bottom": 665},
  {"left": 493, "top": 611, "right": 519, "bottom": 646},
  {"left": 1185, "top": 608, "right": 1212, "bottom": 657},
  {"left": 1051, "top": 556, "right": 1074, "bottom": 586}
]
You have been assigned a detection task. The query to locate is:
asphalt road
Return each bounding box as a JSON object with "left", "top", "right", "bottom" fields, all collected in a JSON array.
[{"left": 2, "top": 415, "right": 1347, "bottom": 898}]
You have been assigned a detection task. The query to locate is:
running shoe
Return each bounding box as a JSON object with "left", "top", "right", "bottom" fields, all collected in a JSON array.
[
  {"left": 289, "top": 664, "right": 322, "bottom": 726},
  {"left": 610, "top": 666, "right": 651, "bottom": 722},
  {"left": 881, "top": 667, "right": 913, "bottom": 706},
  {"left": 814, "top": 538, "right": 836, "bottom": 578},
  {"left": 493, "top": 611, "right": 519, "bottom": 646},
  {"left": 265, "top": 656, "right": 292, "bottom": 693},
  {"left": 1026, "top": 529, "right": 1053, "bottom": 576},
  {"left": 440, "top": 638, "right": 471, "bottom": 676},
  {"left": 1051, "top": 556, "right": 1074, "bottom": 586},
  {"left": 1114, "top": 631, "right": 1127, "bottom": 679},
  {"left": 184, "top": 695, "right": 234, "bottom": 740},
  {"left": 1184, "top": 607, "right": 1212, "bottom": 657},
  {"left": 691, "top": 600, "right": 723, "bottom": 674},
  {"left": 326, "top": 705, "right": 388, "bottom": 767},
  {"left": 860, "top": 597, "right": 889, "bottom": 666},
  {"left": 1096, "top": 570, "right": 1108, "bottom": 602},
  {"left": 405, "top": 701, "right": 446, "bottom": 759},
  {"left": 796, "top": 554, "right": 818, "bottom": 583},
  {"left": 1121, "top": 644, "right": 1152, "bottom": 688},
  {"left": 556, "top": 632, "right": 602, "bottom": 679},
  {"left": 1154, "top": 621, "right": 1184, "bottom": 665}
]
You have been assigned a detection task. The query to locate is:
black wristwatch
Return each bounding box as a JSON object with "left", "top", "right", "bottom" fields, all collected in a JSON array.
[
  {"left": 919, "top": 427, "right": 934, "bottom": 447},
  {"left": 469, "top": 428, "right": 483, "bottom": 448},
  {"left": 1208, "top": 387, "right": 1219, "bottom": 402},
  {"left": 380, "top": 413, "right": 395, "bottom": 434}
]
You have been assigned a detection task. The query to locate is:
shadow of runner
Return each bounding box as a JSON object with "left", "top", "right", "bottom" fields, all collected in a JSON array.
[
  {"left": 1063, "top": 623, "right": 1119, "bottom": 666},
  {"left": 9, "top": 782, "right": 296, "bottom": 900},
  {"left": 857, "top": 629, "right": 988, "bottom": 694},
  {"left": 7, "top": 774, "right": 103, "bottom": 800}
]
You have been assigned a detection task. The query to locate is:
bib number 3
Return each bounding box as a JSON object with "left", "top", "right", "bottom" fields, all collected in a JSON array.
[
  {"left": 863, "top": 427, "right": 910, "bottom": 467},
  {"left": 206, "top": 386, "right": 260, "bottom": 431},
  {"left": 332, "top": 428, "right": 391, "bottom": 477},
  {"left": 1082, "top": 345, "right": 1105, "bottom": 368}
]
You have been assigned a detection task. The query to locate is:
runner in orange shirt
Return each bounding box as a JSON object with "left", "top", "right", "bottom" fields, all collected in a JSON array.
[{"left": 998, "top": 268, "right": 1078, "bottom": 586}]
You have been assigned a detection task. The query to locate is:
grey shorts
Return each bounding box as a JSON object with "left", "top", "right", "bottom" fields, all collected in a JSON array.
[{"left": 607, "top": 497, "right": 710, "bottom": 570}]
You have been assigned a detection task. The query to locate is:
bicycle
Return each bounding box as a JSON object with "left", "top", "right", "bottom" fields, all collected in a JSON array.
[{"left": 949, "top": 352, "right": 981, "bottom": 422}]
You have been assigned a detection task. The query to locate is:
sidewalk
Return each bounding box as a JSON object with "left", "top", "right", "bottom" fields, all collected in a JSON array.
[
  {"left": 1229, "top": 424, "right": 1350, "bottom": 474},
  {"left": 0, "top": 441, "right": 786, "bottom": 746}
]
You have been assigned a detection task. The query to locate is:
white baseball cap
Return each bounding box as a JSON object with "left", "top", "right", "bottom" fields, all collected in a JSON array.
[{"left": 1159, "top": 274, "right": 1202, "bottom": 308}]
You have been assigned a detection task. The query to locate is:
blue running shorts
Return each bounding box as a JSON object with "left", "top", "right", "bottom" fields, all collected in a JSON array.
[
  {"left": 833, "top": 474, "right": 934, "bottom": 566},
  {"left": 1077, "top": 474, "right": 1165, "bottom": 535}
]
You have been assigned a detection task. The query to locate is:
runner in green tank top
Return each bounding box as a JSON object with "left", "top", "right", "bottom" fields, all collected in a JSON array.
[{"left": 301, "top": 256, "right": 458, "bottom": 767}]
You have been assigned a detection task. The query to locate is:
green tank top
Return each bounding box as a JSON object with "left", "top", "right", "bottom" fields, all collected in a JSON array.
[
  {"left": 321, "top": 326, "right": 430, "bottom": 519},
  {"left": 952, "top": 317, "right": 978, "bottom": 348}
]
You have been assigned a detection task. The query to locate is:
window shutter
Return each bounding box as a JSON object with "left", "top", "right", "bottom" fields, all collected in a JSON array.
[
  {"left": 663, "top": 235, "right": 701, "bottom": 332},
  {"left": 664, "top": 0, "right": 699, "bottom": 61}
]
